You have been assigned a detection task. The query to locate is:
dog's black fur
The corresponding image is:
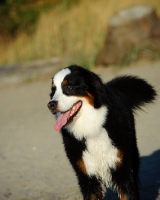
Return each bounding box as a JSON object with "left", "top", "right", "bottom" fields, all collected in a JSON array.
[{"left": 48, "top": 65, "right": 156, "bottom": 200}]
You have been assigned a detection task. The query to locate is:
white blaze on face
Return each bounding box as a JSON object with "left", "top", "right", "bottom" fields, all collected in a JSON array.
[
  {"left": 52, "top": 68, "right": 78, "bottom": 112},
  {"left": 52, "top": 68, "right": 71, "bottom": 101},
  {"left": 51, "top": 68, "right": 83, "bottom": 132}
]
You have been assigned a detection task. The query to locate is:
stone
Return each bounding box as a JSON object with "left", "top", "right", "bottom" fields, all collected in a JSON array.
[{"left": 96, "top": 5, "right": 160, "bottom": 66}]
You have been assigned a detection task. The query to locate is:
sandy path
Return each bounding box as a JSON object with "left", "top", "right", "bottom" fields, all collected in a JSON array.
[{"left": 0, "top": 61, "right": 159, "bottom": 200}]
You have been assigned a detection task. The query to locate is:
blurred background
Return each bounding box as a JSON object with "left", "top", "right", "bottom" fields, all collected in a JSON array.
[{"left": 0, "top": 0, "right": 160, "bottom": 67}]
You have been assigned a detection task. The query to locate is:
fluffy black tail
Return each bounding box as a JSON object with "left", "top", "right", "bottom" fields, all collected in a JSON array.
[{"left": 105, "top": 76, "right": 157, "bottom": 111}]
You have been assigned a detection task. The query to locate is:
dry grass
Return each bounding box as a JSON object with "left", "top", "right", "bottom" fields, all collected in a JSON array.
[{"left": 1, "top": 0, "right": 160, "bottom": 66}]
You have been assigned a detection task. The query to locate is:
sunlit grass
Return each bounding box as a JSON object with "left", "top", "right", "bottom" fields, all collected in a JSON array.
[{"left": 0, "top": 0, "right": 160, "bottom": 66}]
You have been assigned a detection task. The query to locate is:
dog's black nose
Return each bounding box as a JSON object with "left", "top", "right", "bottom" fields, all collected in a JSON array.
[{"left": 47, "top": 101, "right": 57, "bottom": 110}]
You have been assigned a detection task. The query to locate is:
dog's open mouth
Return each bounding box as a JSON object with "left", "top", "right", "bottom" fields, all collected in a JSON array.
[{"left": 54, "top": 101, "right": 82, "bottom": 132}]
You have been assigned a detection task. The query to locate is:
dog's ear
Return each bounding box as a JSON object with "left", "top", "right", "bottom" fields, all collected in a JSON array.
[
  {"left": 88, "top": 72, "right": 106, "bottom": 108},
  {"left": 90, "top": 72, "right": 105, "bottom": 90}
]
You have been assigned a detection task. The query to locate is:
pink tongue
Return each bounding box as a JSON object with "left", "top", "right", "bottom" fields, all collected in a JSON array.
[{"left": 54, "top": 110, "right": 70, "bottom": 132}]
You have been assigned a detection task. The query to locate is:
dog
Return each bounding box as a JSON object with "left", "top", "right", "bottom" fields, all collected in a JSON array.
[{"left": 47, "top": 65, "right": 156, "bottom": 200}]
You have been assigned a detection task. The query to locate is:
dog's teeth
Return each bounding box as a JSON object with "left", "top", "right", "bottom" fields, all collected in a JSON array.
[
  {"left": 69, "top": 102, "right": 81, "bottom": 118},
  {"left": 69, "top": 111, "right": 74, "bottom": 117}
]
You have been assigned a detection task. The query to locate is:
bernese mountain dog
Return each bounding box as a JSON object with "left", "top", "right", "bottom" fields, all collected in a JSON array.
[{"left": 47, "top": 65, "right": 156, "bottom": 200}]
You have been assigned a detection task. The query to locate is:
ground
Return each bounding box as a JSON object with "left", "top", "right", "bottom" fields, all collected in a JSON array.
[{"left": 0, "top": 60, "right": 160, "bottom": 200}]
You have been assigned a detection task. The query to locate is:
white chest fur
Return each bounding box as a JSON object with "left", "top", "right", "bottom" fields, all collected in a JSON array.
[
  {"left": 66, "top": 102, "right": 119, "bottom": 186},
  {"left": 67, "top": 102, "right": 107, "bottom": 140},
  {"left": 83, "top": 128, "right": 119, "bottom": 187}
]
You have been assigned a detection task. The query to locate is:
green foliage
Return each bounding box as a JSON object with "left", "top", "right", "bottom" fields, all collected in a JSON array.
[
  {"left": 119, "top": 45, "right": 160, "bottom": 66},
  {"left": 0, "top": 0, "right": 81, "bottom": 39},
  {"left": 121, "top": 47, "right": 140, "bottom": 66},
  {"left": 0, "top": 1, "right": 40, "bottom": 38}
]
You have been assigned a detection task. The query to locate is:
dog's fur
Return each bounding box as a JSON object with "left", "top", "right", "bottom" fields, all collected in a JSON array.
[{"left": 47, "top": 65, "right": 156, "bottom": 200}]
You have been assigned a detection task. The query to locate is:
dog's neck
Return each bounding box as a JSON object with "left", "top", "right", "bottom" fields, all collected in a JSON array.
[{"left": 66, "top": 101, "right": 107, "bottom": 140}]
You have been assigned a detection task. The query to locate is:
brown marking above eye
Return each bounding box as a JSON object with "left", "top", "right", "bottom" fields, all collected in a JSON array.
[
  {"left": 52, "top": 83, "right": 56, "bottom": 88},
  {"left": 62, "top": 79, "right": 68, "bottom": 86}
]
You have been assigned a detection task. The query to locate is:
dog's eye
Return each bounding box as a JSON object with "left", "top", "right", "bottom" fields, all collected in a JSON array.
[
  {"left": 66, "top": 85, "right": 73, "bottom": 90},
  {"left": 63, "top": 85, "right": 73, "bottom": 94}
]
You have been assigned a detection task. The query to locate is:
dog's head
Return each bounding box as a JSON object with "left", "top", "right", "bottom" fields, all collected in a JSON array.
[{"left": 47, "top": 65, "right": 106, "bottom": 132}]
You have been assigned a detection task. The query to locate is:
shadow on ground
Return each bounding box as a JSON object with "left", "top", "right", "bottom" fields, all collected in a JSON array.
[
  {"left": 104, "top": 149, "right": 160, "bottom": 200},
  {"left": 140, "top": 149, "right": 160, "bottom": 200}
]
